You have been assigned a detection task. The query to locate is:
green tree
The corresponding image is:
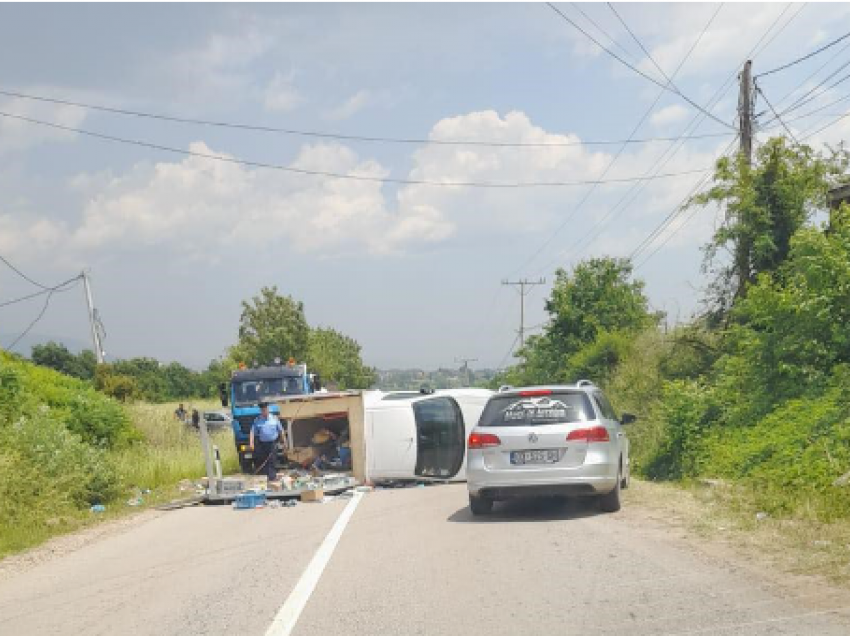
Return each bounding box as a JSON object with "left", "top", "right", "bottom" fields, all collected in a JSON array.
[
  {"left": 232, "top": 287, "right": 309, "bottom": 366},
  {"left": 111, "top": 358, "right": 167, "bottom": 401},
  {"left": 308, "top": 327, "right": 376, "bottom": 389},
  {"left": 515, "top": 257, "right": 653, "bottom": 384},
  {"left": 94, "top": 365, "right": 139, "bottom": 403},
  {"left": 715, "top": 205, "right": 850, "bottom": 425},
  {"left": 31, "top": 342, "right": 96, "bottom": 381},
  {"left": 692, "top": 138, "right": 845, "bottom": 315}
]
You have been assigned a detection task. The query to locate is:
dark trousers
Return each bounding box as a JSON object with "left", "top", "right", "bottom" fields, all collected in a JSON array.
[{"left": 255, "top": 440, "right": 278, "bottom": 481}]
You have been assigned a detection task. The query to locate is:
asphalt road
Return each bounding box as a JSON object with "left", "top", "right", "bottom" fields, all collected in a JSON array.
[{"left": 1, "top": 484, "right": 848, "bottom": 636}]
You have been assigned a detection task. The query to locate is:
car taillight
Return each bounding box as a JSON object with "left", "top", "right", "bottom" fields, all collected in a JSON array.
[
  {"left": 519, "top": 389, "right": 552, "bottom": 396},
  {"left": 567, "top": 426, "right": 610, "bottom": 443},
  {"left": 468, "top": 432, "right": 501, "bottom": 449}
]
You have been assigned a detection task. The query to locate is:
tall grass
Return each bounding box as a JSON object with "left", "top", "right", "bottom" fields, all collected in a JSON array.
[
  {"left": 0, "top": 400, "right": 238, "bottom": 559},
  {"left": 116, "top": 401, "right": 238, "bottom": 490}
]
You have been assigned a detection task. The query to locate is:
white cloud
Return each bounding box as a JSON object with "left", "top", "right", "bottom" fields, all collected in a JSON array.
[
  {"left": 263, "top": 71, "right": 304, "bottom": 112},
  {"left": 2, "top": 109, "right": 727, "bottom": 269},
  {"left": 325, "top": 90, "right": 373, "bottom": 121},
  {"left": 0, "top": 92, "right": 87, "bottom": 154},
  {"left": 54, "top": 141, "right": 451, "bottom": 259},
  {"left": 650, "top": 104, "right": 689, "bottom": 128}
]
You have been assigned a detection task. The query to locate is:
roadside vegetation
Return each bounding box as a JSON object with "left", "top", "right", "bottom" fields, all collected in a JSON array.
[
  {"left": 498, "top": 137, "right": 850, "bottom": 527},
  {"left": 0, "top": 350, "right": 237, "bottom": 558},
  {"left": 2, "top": 287, "right": 375, "bottom": 558}
]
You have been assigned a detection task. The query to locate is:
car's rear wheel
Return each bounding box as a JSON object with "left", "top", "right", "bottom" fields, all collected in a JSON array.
[
  {"left": 597, "top": 468, "right": 622, "bottom": 513},
  {"left": 469, "top": 494, "right": 494, "bottom": 516}
]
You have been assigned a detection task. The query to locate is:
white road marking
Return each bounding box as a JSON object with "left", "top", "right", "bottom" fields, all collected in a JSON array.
[{"left": 264, "top": 492, "right": 364, "bottom": 636}]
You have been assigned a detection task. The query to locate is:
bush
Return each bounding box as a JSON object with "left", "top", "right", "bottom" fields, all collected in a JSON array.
[
  {"left": 644, "top": 380, "right": 720, "bottom": 480},
  {"left": 701, "top": 371, "right": 850, "bottom": 520}
]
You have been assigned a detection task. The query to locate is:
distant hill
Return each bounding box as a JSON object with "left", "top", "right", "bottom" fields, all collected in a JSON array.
[{"left": 0, "top": 333, "right": 91, "bottom": 358}]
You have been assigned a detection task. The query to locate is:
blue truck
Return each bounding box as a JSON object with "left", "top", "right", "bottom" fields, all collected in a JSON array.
[{"left": 218, "top": 362, "right": 320, "bottom": 473}]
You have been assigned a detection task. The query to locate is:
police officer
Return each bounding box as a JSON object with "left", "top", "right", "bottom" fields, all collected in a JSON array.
[{"left": 249, "top": 402, "right": 283, "bottom": 481}]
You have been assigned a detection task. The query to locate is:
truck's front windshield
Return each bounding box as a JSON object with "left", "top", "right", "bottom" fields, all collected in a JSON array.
[{"left": 233, "top": 377, "right": 304, "bottom": 405}]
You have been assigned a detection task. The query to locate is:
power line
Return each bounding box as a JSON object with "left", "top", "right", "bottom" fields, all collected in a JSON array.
[
  {"left": 547, "top": 2, "right": 736, "bottom": 131},
  {"left": 767, "top": 36, "right": 850, "bottom": 114},
  {"left": 509, "top": 3, "right": 723, "bottom": 277},
  {"left": 569, "top": 2, "right": 638, "bottom": 63},
  {"left": 0, "top": 276, "right": 82, "bottom": 309},
  {"left": 570, "top": 7, "right": 801, "bottom": 269},
  {"left": 630, "top": 138, "right": 739, "bottom": 265},
  {"left": 0, "top": 110, "right": 712, "bottom": 189},
  {"left": 0, "top": 253, "right": 52, "bottom": 290},
  {"left": 560, "top": 3, "right": 725, "bottom": 263},
  {"left": 749, "top": 2, "right": 807, "bottom": 60},
  {"left": 496, "top": 332, "right": 522, "bottom": 371},
  {"left": 5, "top": 289, "right": 55, "bottom": 352},
  {"left": 756, "top": 83, "right": 801, "bottom": 145},
  {"left": 607, "top": 3, "right": 684, "bottom": 93},
  {"left": 765, "top": 91, "right": 850, "bottom": 126},
  {"left": 800, "top": 107, "right": 850, "bottom": 140},
  {"left": 756, "top": 27, "right": 850, "bottom": 78},
  {"left": 775, "top": 59, "right": 850, "bottom": 118},
  {"left": 0, "top": 88, "right": 732, "bottom": 149}
]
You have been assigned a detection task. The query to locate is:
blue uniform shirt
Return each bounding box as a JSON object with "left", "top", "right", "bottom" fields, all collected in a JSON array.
[{"left": 252, "top": 414, "right": 282, "bottom": 443}]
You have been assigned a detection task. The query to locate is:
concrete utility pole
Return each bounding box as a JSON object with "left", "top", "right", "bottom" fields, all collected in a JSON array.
[
  {"left": 81, "top": 269, "right": 105, "bottom": 363},
  {"left": 454, "top": 357, "right": 478, "bottom": 387},
  {"left": 501, "top": 278, "right": 546, "bottom": 352},
  {"left": 739, "top": 60, "right": 753, "bottom": 165}
]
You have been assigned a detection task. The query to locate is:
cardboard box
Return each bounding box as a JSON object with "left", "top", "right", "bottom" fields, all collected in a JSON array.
[
  {"left": 287, "top": 447, "right": 317, "bottom": 463},
  {"left": 301, "top": 488, "right": 324, "bottom": 503}
]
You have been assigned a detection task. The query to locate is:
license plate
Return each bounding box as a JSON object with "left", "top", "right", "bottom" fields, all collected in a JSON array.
[{"left": 510, "top": 449, "right": 560, "bottom": 465}]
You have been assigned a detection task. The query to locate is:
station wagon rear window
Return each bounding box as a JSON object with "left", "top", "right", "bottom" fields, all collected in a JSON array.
[{"left": 478, "top": 392, "right": 593, "bottom": 427}]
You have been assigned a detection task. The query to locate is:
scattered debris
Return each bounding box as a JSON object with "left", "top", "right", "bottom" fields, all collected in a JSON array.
[
  {"left": 813, "top": 540, "right": 832, "bottom": 547},
  {"left": 126, "top": 497, "right": 143, "bottom": 507},
  {"left": 234, "top": 491, "right": 267, "bottom": 510},
  {"left": 755, "top": 512, "right": 769, "bottom": 522},
  {"left": 301, "top": 488, "right": 324, "bottom": 503},
  {"left": 355, "top": 486, "right": 373, "bottom": 493},
  {"left": 90, "top": 505, "right": 106, "bottom": 513}
]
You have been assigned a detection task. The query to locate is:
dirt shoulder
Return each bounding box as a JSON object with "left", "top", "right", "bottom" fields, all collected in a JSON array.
[{"left": 624, "top": 479, "right": 850, "bottom": 599}]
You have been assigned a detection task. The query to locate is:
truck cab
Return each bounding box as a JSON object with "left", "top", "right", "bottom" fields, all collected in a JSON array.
[{"left": 220, "top": 363, "right": 317, "bottom": 473}]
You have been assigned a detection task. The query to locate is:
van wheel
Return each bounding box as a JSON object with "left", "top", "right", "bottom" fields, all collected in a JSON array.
[
  {"left": 469, "top": 494, "right": 494, "bottom": 516},
  {"left": 597, "top": 470, "right": 622, "bottom": 513}
]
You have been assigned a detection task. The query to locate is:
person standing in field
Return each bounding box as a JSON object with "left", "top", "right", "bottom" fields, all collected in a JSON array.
[
  {"left": 191, "top": 408, "right": 200, "bottom": 429},
  {"left": 249, "top": 401, "right": 283, "bottom": 481},
  {"left": 174, "top": 403, "right": 187, "bottom": 422}
]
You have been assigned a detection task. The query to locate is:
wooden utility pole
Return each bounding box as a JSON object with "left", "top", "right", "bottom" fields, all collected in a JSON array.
[
  {"left": 736, "top": 60, "right": 754, "bottom": 296},
  {"left": 501, "top": 278, "right": 546, "bottom": 352},
  {"left": 739, "top": 60, "right": 753, "bottom": 165}
]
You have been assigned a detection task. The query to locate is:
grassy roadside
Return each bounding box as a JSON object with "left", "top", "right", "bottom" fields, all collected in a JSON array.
[
  {"left": 625, "top": 478, "right": 850, "bottom": 587},
  {"left": 0, "top": 401, "right": 237, "bottom": 559}
]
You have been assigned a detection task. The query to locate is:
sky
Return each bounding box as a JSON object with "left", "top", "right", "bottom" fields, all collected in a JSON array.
[{"left": 2, "top": 2, "right": 850, "bottom": 371}]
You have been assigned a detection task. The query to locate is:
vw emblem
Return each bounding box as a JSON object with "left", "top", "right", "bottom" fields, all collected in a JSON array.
[{"left": 528, "top": 432, "right": 539, "bottom": 443}]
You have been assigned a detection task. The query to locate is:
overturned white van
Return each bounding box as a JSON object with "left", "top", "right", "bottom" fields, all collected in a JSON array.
[{"left": 276, "top": 389, "right": 492, "bottom": 484}]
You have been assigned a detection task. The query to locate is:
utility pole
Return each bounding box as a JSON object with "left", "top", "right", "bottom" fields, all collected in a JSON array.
[
  {"left": 501, "top": 278, "right": 546, "bottom": 352},
  {"left": 81, "top": 270, "right": 105, "bottom": 363},
  {"left": 454, "top": 357, "right": 478, "bottom": 387},
  {"left": 739, "top": 59, "right": 753, "bottom": 166},
  {"left": 736, "top": 60, "right": 754, "bottom": 297}
]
